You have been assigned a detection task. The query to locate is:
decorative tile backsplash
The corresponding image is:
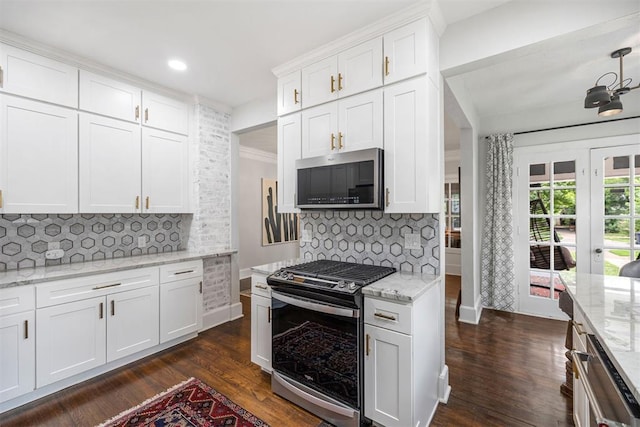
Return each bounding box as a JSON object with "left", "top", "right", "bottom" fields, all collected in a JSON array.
[
  {"left": 0, "top": 214, "right": 186, "bottom": 272},
  {"left": 299, "top": 211, "right": 440, "bottom": 274}
]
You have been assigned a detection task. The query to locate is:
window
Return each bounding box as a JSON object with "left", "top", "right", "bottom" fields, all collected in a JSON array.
[{"left": 444, "top": 182, "right": 461, "bottom": 249}]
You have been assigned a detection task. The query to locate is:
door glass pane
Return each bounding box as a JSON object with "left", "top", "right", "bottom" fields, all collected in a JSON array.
[
  {"left": 605, "top": 156, "right": 630, "bottom": 184},
  {"left": 553, "top": 161, "right": 576, "bottom": 187},
  {"left": 604, "top": 187, "right": 630, "bottom": 215},
  {"left": 604, "top": 218, "right": 630, "bottom": 248},
  {"left": 635, "top": 186, "right": 640, "bottom": 215},
  {"left": 530, "top": 190, "right": 550, "bottom": 213},
  {"left": 553, "top": 189, "right": 576, "bottom": 215}
]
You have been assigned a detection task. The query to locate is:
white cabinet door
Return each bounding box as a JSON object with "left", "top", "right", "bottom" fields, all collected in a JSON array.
[
  {"left": 301, "top": 102, "right": 338, "bottom": 158},
  {"left": 36, "top": 297, "right": 106, "bottom": 388},
  {"left": 277, "top": 71, "right": 301, "bottom": 116},
  {"left": 364, "top": 324, "right": 412, "bottom": 427},
  {"left": 79, "top": 70, "right": 141, "bottom": 123},
  {"left": 0, "top": 43, "right": 78, "bottom": 107},
  {"left": 142, "top": 91, "right": 189, "bottom": 135},
  {"left": 106, "top": 286, "right": 159, "bottom": 363},
  {"left": 159, "top": 278, "right": 202, "bottom": 343},
  {"left": 250, "top": 293, "right": 271, "bottom": 372},
  {"left": 0, "top": 95, "right": 78, "bottom": 214},
  {"left": 301, "top": 56, "right": 338, "bottom": 108},
  {"left": 337, "top": 89, "right": 382, "bottom": 153},
  {"left": 337, "top": 38, "right": 382, "bottom": 98},
  {"left": 79, "top": 113, "right": 141, "bottom": 213},
  {"left": 0, "top": 311, "right": 34, "bottom": 403},
  {"left": 277, "top": 113, "right": 301, "bottom": 213},
  {"left": 384, "top": 76, "right": 433, "bottom": 213},
  {"left": 383, "top": 19, "right": 427, "bottom": 85},
  {"left": 142, "top": 128, "right": 189, "bottom": 213}
]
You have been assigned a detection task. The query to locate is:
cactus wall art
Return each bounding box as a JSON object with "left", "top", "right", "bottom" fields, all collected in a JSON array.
[{"left": 262, "top": 178, "right": 299, "bottom": 245}]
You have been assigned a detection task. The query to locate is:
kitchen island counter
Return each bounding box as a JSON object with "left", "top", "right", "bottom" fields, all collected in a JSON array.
[
  {"left": 560, "top": 271, "right": 640, "bottom": 402},
  {"left": 362, "top": 271, "right": 440, "bottom": 302}
]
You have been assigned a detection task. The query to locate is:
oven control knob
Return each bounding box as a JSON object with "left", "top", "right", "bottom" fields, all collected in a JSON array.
[
  {"left": 287, "top": 273, "right": 294, "bottom": 280},
  {"left": 274, "top": 271, "right": 280, "bottom": 277},
  {"left": 348, "top": 282, "right": 357, "bottom": 290},
  {"left": 337, "top": 280, "right": 346, "bottom": 288}
]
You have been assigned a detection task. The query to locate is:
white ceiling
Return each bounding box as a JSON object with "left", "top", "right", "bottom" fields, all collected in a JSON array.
[{"left": 1, "top": 0, "right": 638, "bottom": 152}]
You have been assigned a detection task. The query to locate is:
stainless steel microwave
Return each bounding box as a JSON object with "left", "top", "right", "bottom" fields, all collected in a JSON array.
[{"left": 295, "top": 148, "right": 383, "bottom": 210}]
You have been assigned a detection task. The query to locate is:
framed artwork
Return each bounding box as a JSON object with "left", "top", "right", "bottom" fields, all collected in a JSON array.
[{"left": 262, "top": 178, "right": 299, "bottom": 245}]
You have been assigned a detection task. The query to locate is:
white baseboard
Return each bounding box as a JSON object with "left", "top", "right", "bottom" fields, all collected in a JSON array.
[
  {"left": 229, "top": 302, "right": 243, "bottom": 321},
  {"left": 240, "top": 268, "right": 252, "bottom": 280},
  {"left": 201, "top": 303, "right": 244, "bottom": 331},
  {"left": 459, "top": 295, "right": 483, "bottom": 324},
  {"left": 438, "top": 364, "right": 451, "bottom": 403}
]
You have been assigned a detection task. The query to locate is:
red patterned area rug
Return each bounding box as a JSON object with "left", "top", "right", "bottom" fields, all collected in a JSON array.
[{"left": 97, "top": 377, "right": 270, "bottom": 427}]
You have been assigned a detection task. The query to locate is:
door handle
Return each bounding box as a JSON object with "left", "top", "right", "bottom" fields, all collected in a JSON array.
[{"left": 594, "top": 248, "right": 603, "bottom": 253}]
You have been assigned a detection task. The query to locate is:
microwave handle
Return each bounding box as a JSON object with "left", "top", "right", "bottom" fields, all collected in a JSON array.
[
  {"left": 571, "top": 350, "right": 617, "bottom": 427},
  {"left": 272, "top": 291, "right": 360, "bottom": 319}
]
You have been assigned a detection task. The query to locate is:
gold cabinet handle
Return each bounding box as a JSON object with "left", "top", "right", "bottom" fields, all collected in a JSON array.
[
  {"left": 92, "top": 282, "right": 121, "bottom": 290},
  {"left": 338, "top": 73, "right": 343, "bottom": 91},
  {"left": 330, "top": 133, "right": 336, "bottom": 150},
  {"left": 366, "top": 333, "right": 370, "bottom": 356},
  {"left": 374, "top": 312, "right": 397, "bottom": 321},
  {"left": 145, "top": 196, "right": 150, "bottom": 210},
  {"left": 294, "top": 89, "right": 299, "bottom": 104},
  {"left": 338, "top": 132, "right": 344, "bottom": 149},
  {"left": 330, "top": 75, "right": 336, "bottom": 93},
  {"left": 573, "top": 321, "right": 588, "bottom": 335},
  {"left": 144, "top": 108, "right": 149, "bottom": 123},
  {"left": 268, "top": 306, "right": 271, "bottom": 323},
  {"left": 111, "top": 300, "right": 115, "bottom": 316},
  {"left": 255, "top": 284, "right": 268, "bottom": 290},
  {"left": 199, "top": 281, "right": 203, "bottom": 294},
  {"left": 385, "top": 188, "right": 390, "bottom": 207},
  {"left": 135, "top": 195, "right": 140, "bottom": 209},
  {"left": 384, "top": 56, "right": 390, "bottom": 76},
  {"left": 24, "top": 320, "right": 29, "bottom": 339},
  {"left": 135, "top": 105, "right": 140, "bottom": 120},
  {"left": 174, "top": 270, "right": 194, "bottom": 275},
  {"left": 99, "top": 302, "right": 104, "bottom": 319}
]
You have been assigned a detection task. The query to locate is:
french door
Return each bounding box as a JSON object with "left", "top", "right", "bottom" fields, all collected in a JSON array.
[
  {"left": 590, "top": 145, "right": 640, "bottom": 275},
  {"left": 515, "top": 150, "right": 589, "bottom": 319}
]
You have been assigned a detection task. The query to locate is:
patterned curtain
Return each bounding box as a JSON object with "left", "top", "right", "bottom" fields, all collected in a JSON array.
[{"left": 481, "top": 133, "right": 515, "bottom": 311}]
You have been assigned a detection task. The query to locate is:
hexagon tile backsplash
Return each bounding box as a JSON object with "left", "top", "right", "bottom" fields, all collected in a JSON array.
[
  {"left": 0, "top": 214, "right": 185, "bottom": 272},
  {"left": 299, "top": 211, "right": 440, "bottom": 274}
]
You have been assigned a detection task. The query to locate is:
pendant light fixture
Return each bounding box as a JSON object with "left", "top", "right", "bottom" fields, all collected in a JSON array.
[{"left": 583, "top": 47, "right": 639, "bottom": 117}]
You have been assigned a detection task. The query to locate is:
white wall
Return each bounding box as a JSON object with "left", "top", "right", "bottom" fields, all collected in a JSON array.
[{"left": 238, "top": 147, "right": 299, "bottom": 278}]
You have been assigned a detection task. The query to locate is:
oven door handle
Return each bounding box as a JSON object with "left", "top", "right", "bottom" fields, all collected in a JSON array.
[
  {"left": 571, "top": 350, "right": 621, "bottom": 427},
  {"left": 272, "top": 291, "right": 360, "bottom": 318}
]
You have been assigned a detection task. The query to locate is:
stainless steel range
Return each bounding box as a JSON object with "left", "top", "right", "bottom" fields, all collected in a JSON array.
[{"left": 267, "top": 260, "right": 396, "bottom": 427}]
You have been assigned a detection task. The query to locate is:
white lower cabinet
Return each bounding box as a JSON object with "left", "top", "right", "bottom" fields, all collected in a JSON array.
[
  {"left": 572, "top": 310, "right": 590, "bottom": 427},
  {"left": 364, "top": 283, "right": 441, "bottom": 427},
  {"left": 159, "top": 278, "right": 203, "bottom": 343},
  {"left": 0, "top": 285, "right": 35, "bottom": 403},
  {"left": 250, "top": 273, "right": 272, "bottom": 372}
]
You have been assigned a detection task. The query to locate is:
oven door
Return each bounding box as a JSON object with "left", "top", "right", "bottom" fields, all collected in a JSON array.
[{"left": 271, "top": 290, "right": 361, "bottom": 410}]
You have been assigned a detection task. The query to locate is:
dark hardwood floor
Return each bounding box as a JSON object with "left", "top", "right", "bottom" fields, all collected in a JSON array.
[{"left": 1, "top": 276, "right": 573, "bottom": 427}]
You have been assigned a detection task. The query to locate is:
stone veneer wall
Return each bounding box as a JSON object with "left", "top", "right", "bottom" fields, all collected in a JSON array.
[
  {"left": 0, "top": 214, "right": 183, "bottom": 272},
  {"left": 187, "top": 104, "right": 233, "bottom": 312},
  {"left": 300, "top": 211, "right": 440, "bottom": 274}
]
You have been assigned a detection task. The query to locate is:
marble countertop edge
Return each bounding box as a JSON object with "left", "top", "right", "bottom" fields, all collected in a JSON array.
[{"left": 0, "top": 249, "right": 237, "bottom": 288}]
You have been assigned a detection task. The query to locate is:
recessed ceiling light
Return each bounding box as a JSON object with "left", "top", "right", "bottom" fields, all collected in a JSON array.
[{"left": 168, "top": 59, "right": 187, "bottom": 71}]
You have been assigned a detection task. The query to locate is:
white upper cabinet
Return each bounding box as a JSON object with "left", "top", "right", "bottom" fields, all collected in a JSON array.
[
  {"left": 383, "top": 19, "right": 427, "bottom": 85},
  {"left": 337, "top": 37, "right": 382, "bottom": 98},
  {"left": 300, "top": 38, "right": 382, "bottom": 110},
  {"left": 79, "top": 113, "right": 142, "bottom": 213},
  {"left": 384, "top": 76, "right": 440, "bottom": 213},
  {"left": 142, "top": 91, "right": 189, "bottom": 135},
  {"left": 302, "top": 89, "right": 382, "bottom": 158},
  {"left": 277, "top": 70, "right": 301, "bottom": 116},
  {"left": 142, "top": 128, "right": 189, "bottom": 213},
  {"left": 277, "top": 113, "right": 301, "bottom": 213},
  {"left": 301, "top": 56, "right": 338, "bottom": 109},
  {"left": 0, "top": 43, "right": 78, "bottom": 108},
  {"left": 79, "top": 70, "right": 142, "bottom": 123},
  {"left": 301, "top": 103, "right": 338, "bottom": 158},
  {"left": 0, "top": 95, "right": 78, "bottom": 214}
]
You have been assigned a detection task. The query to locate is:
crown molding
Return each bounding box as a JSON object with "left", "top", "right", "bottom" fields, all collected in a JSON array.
[
  {"left": 239, "top": 146, "right": 277, "bottom": 164},
  {"left": 0, "top": 29, "right": 197, "bottom": 104},
  {"left": 272, "top": 1, "right": 436, "bottom": 77}
]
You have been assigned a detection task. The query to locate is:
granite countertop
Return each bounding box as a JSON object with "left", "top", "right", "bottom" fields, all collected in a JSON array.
[
  {"left": 0, "top": 249, "right": 237, "bottom": 288},
  {"left": 560, "top": 271, "right": 640, "bottom": 402},
  {"left": 250, "top": 258, "right": 303, "bottom": 275},
  {"left": 362, "top": 271, "right": 440, "bottom": 302}
]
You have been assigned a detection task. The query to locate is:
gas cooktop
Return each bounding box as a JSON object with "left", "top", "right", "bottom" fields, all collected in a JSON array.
[{"left": 267, "top": 260, "right": 396, "bottom": 294}]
